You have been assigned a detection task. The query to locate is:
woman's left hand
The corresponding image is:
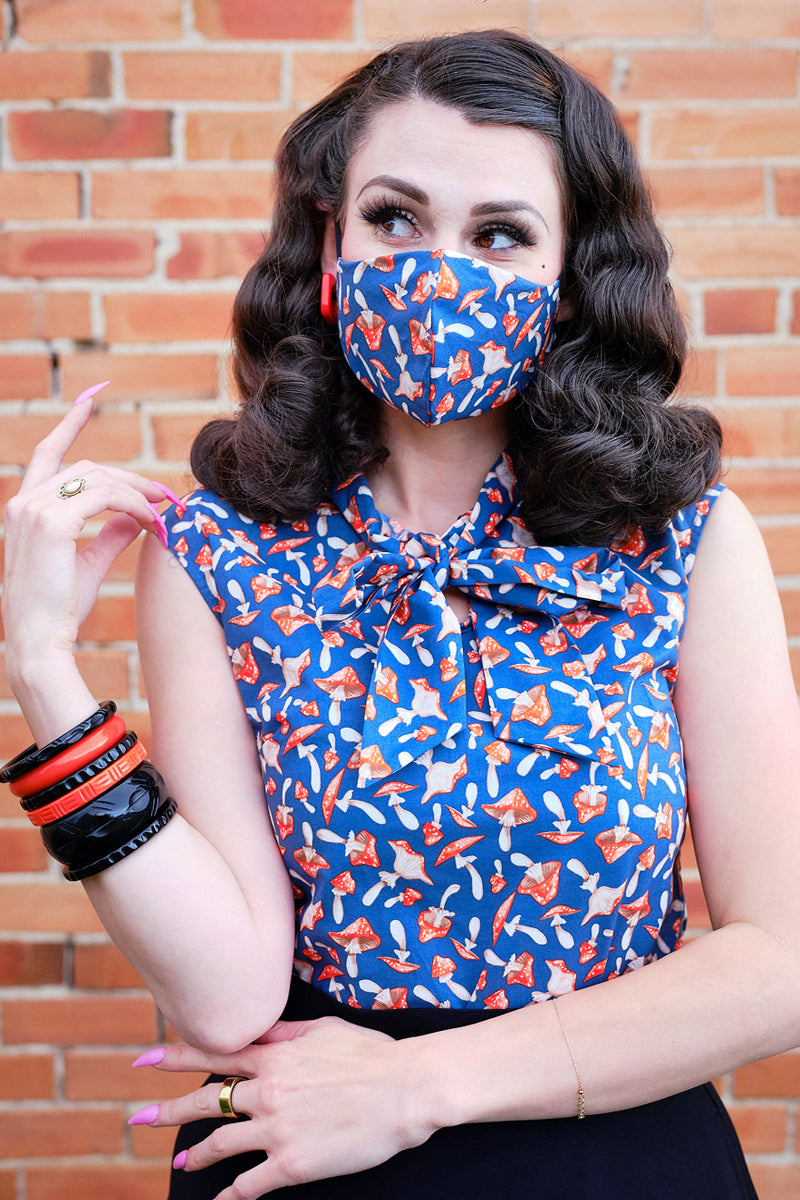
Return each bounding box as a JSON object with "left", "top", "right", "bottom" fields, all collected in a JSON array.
[{"left": 132, "top": 1015, "right": 431, "bottom": 1197}]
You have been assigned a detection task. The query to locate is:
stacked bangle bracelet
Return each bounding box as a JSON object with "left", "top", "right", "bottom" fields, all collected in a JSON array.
[{"left": 0, "top": 704, "right": 176, "bottom": 880}]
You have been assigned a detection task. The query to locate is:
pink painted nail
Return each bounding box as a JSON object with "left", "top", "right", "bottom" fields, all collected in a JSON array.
[
  {"left": 132, "top": 1047, "right": 166, "bottom": 1068},
  {"left": 173, "top": 1150, "right": 188, "bottom": 1170},
  {"left": 148, "top": 505, "right": 169, "bottom": 549},
  {"left": 73, "top": 381, "right": 110, "bottom": 406},
  {"left": 128, "top": 1103, "right": 160, "bottom": 1126},
  {"left": 154, "top": 482, "right": 183, "bottom": 507}
]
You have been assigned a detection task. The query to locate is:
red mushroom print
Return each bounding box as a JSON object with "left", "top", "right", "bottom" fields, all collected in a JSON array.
[
  {"left": 505, "top": 951, "right": 536, "bottom": 988},
  {"left": 374, "top": 664, "right": 400, "bottom": 705},
  {"left": 292, "top": 822, "right": 330, "bottom": 879},
  {"left": 321, "top": 767, "right": 347, "bottom": 825},
  {"left": 231, "top": 642, "right": 259, "bottom": 685},
  {"left": 509, "top": 685, "right": 552, "bottom": 729},
  {"left": 270, "top": 605, "right": 315, "bottom": 636},
  {"left": 313, "top": 666, "right": 367, "bottom": 724},
  {"left": 274, "top": 803, "right": 293, "bottom": 840},
  {"left": 329, "top": 917, "right": 381, "bottom": 978},
  {"left": 420, "top": 754, "right": 469, "bottom": 805},
  {"left": 329, "top": 870, "right": 356, "bottom": 923},
  {"left": 618, "top": 891, "right": 651, "bottom": 950},
  {"left": 572, "top": 782, "right": 608, "bottom": 824},
  {"left": 369, "top": 985, "right": 410, "bottom": 1010},
  {"left": 545, "top": 958, "right": 577, "bottom": 995},
  {"left": 483, "top": 989, "right": 510, "bottom": 1010},
  {"left": 517, "top": 860, "right": 561, "bottom": 907},
  {"left": 621, "top": 581, "right": 654, "bottom": 617},
  {"left": 358, "top": 744, "right": 392, "bottom": 782},
  {"left": 481, "top": 788, "right": 538, "bottom": 852},
  {"left": 579, "top": 923, "right": 600, "bottom": 963},
  {"left": 347, "top": 830, "right": 381, "bottom": 869},
  {"left": 430, "top": 954, "right": 472, "bottom": 1002},
  {"left": 484, "top": 740, "right": 512, "bottom": 798},
  {"left": 417, "top": 885, "right": 459, "bottom": 943}
]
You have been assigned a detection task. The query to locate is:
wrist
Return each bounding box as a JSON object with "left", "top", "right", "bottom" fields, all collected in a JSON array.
[{"left": 4, "top": 653, "right": 99, "bottom": 748}]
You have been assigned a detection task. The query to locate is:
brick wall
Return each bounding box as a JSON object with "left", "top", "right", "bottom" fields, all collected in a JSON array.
[{"left": 0, "top": 1, "right": 798, "bottom": 1196}]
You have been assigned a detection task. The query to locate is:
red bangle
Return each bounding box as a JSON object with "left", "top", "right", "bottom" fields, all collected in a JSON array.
[
  {"left": 28, "top": 742, "right": 148, "bottom": 827},
  {"left": 11, "top": 715, "right": 127, "bottom": 798}
]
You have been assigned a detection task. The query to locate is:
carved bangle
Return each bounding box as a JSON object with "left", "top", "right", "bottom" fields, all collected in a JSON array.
[
  {"left": 28, "top": 742, "right": 147, "bottom": 827},
  {"left": 0, "top": 702, "right": 117, "bottom": 784},
  {"left": 20, "top": 731, "right": 138, "bottom": 811},
  {"left": 11, "top": 715, "right": 127, "bottom": 798}
]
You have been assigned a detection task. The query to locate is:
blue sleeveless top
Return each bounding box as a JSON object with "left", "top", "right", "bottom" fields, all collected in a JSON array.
[{"left": 164, "top": 454, "right": 722, "bottom": 1011}]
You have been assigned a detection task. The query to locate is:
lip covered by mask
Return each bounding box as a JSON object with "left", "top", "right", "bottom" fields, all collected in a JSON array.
[{"left": 336, "top": 248, "right": 559, "bottom": 426}]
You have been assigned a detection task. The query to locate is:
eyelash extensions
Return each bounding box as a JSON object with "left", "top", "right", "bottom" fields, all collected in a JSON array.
[{"left": 358, "top": 194, "right": 536, "bottom": 251}]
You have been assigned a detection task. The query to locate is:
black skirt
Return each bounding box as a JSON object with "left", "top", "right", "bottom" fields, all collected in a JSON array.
[{"left": 168, "top": 977, "right": 758, "bottom": 1200}]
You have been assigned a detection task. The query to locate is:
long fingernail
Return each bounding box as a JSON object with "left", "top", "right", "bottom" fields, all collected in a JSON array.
[
  {"left": 73, "top": 381, "right": 110, "bottom": 406},
  {"left": 148, "top": 505, "right": 169, "bottom": 549},
  {"left": 155, "top": 482, "right": 183, "bottom": 507},
  {"left": 132, "top": 1047, "right": 166, "bottom": 1068},
  {"left": 173, "top": 1151, "right": 188, "bottom": 1170},
  {"left": 128, "top": 1103, "right": 160, "bottom": 1126}
]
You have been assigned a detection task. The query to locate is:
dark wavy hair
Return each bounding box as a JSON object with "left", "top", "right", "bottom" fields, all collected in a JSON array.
[{"left": 191, "top": 30, "right": 721, "bottom": 545}]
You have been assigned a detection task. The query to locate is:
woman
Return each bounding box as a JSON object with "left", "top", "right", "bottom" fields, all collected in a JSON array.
[{"left": 2, "top": 31, "right": 798, "bottom": 1200}]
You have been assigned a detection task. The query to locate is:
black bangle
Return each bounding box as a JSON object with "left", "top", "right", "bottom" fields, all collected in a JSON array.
[
  {"left": 0, "top": 702, "right": 117, "bottom": 784},
  {"left": 20, "top": 732, "right": 139, "bottom": 812},
  {"left": 63, "top": 800, "right": 177, "bottom": 882},
  {"left": 40, "top": 761, "right": 171, "bottom": 876}
]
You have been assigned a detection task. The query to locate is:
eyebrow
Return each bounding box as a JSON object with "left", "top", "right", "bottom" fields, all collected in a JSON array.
[{"left": 356, "top": 175, "right": 550, "bottom": 233}]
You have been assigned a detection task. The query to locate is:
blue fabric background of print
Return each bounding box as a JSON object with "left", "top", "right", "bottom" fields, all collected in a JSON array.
[
  {"left": 336, "top": 249, "right": 559, "bottom": 425},
  {"left": 165, "top": 462, "right": 723, "bottom": 1012}
]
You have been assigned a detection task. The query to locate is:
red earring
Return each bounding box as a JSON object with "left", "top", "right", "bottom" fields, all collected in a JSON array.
[{"left": 320, "top": 273, "right": 337, "bottom": 326}]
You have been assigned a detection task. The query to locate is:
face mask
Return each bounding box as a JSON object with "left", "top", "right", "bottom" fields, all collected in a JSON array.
[{"left": 336, "top": 248, "right": 559, "bottom": 426}]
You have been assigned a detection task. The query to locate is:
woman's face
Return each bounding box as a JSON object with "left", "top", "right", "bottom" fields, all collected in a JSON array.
[{"left": 323, "top": 97, "right": 566, "bottom": 286}]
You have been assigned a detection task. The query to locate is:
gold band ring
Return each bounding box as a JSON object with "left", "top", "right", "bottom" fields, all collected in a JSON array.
[
  {"left": 58, "top": 477, "right": 88, "bottom": 499},
  {"left": 218, "top": 1076, "right": 247, "bottom": 1119}
]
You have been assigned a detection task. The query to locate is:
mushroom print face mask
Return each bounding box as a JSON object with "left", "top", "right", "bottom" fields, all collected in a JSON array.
[{"left": 335, "top": 248, "right": 560, "bottom": 426}]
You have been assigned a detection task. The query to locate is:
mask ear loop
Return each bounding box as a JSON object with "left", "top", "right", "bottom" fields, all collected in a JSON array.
[{"left": 320, "top": 218, "right": 342, "bottom": 327}]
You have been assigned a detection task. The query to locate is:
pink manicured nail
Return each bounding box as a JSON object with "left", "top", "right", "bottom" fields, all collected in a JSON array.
[
  {"left": 154, "top": 482, "right": 183, "bottom": 507},
  {"left": 73, "top": 381, "right": 110, "bottom": 406},
  {"left": 128, "top": 1103, "right": 160, "bottom": 1126},
  {"left": 148, "top": 505, "right": 169, "bottom": 549},
  {"left": 173, "top": 1151, "right": 188, "bottom": 1170},
  {"left": 132, "top": 1047, "right": 166, "bottom": 1068}
]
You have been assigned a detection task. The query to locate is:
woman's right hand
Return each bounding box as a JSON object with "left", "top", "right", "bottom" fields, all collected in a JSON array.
[{"left": 2, "top": 382, "right": 176, "bottom": 683}]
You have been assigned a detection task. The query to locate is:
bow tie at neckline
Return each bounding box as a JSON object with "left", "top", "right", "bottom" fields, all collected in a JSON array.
[{"left": 319, "top": 453, "right": 628, "bottom": 786}]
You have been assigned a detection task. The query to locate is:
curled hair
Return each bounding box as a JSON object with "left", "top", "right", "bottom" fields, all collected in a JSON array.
[{"left": 191, "top": 30, "right": 721, "bottom": 544}]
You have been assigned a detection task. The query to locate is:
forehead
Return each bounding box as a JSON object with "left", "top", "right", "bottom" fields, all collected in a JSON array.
[{"left": 346, "top": 97, "right": 565, "bottom": 213}]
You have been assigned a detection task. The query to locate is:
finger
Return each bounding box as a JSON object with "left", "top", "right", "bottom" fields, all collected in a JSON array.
[
  {"left": 176, "top": 1112, "right": 266, "bottom": 1173},
  {"left": 133, "top": 1042, "right": 258, "bottom": 1077},
  {"left": 142, "top": 1079, "right": 254, "bottom": 1131},
  {"left": 214, "top": 1158, "right": 299, "bottom": 1199},
  {"left": 20, "top": 383, "right": 109, "bottom": 493},
  {"left": 77, "top": 512, "right": 151, "bottom": 575}
]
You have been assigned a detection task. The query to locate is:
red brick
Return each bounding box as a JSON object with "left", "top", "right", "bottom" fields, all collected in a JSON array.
[
  {"left": 363, "top": 0, "right": 527, "bottom": 39},
  {"left": 65, "top": 1049, "right": 205, "bottom": 1100},
  {"left": 748, "top": 1165, "right": 800, "bottom": 1200},
  {"left": 77, "top": 594, "right": 137, "bottom": 642},
  {"left": 72, "top": 648, "right": 130, "bottom": 697},
  {"left": 647, "top": 166, "right": 764, "bottom": 217},
  {"left": 733, "top": 1052, "right": 800, "bottom": 1098},
  {"left": 726, "top": 467, "right": 800, "bottom": 514},
  {"left": 0, "top": 1172, "right": 16, "bottom": 1200},
  {"left": 536, "top": 0, "right": 703, "bottom": 35},
  {"left": 620, "top": 49, "right": 798, "bottom": 100},
  {"left": 0, "top": 1108, "right": 123, "bottom": 1158},
  {"left": 0, "top": 713, "right": 32, "bottom": 764},
  {"left": 0, "top": 230, "right": 155, "bottom": 279},
  {"left": 0, "top": 50, "right": 110, "bottom": 100},
  {"left": 60, "top": 352, "right": 218, "bottom": 403},
  {"left": 151, "top": 411, "right": 212, "bottom": 461},
  {"left": 3, "top": 994, "right": 158, "bottom": 1046},
  {"left": 558, "top": 49, "right": 614, "bottom": 94},
  {"left": 726, "top": 346, "right": 800, "bottom": 397},
  {"left": 728, "top": 1103, "right": 788, "bottom": 1153},
  {"left": 676, "top": 348, "right": 716, "bottom": 399},
  {"left": 781, "top": 588, "right": 800, "bottom": 636},
  {"left": 0, "top": 173, "right": 80, "bottom": 220},
  {"left": 185, "top": 110, "right": 290, "bottom": 161},
  {"left": 0, "top": 881, "right": 103, "bottom": 933},
  {"left": 195, "top": 0, "right": 352, "bottom": 38},
  {"left": 711, "top": 0, "right": 800, "bottom": 37},
  {"left": 650, "top": 107, "right": 800, "bottom": 161},
  {"left": 704, "top": 289, "right": 777, "bottom": 336},
  {"left": 669, "top": 225, "right": 800, "bottom": 278},
  {"left": 292, "top": 51, "right": 369, "bottom": 107},
  {"left": 73, "top": 941, "right": 146, "bottom": 990},
  {"left": 75, "top": 539, "right": 142, "bottom": 583},
  {"left": 27, "top": 1164, "right": 170, "bottom": 1200},
  {"left": 0, "top": 826, "right": 49, "bottom": 873},
  {"left": 92, "top": 168, "right": 273, "bottom": 220},
  {"left": 0, "top": 1053, "right": 55, "bottom": 1101},
  {"left": 775, "top": 168, "right": 800, "bottom": 217},
  {"left": 0, "top": 291, "right": 92, "bottom": 340},
  {"left": 16, "top": 0, "right": 181, "bottom": 41},
  {"left": 0, "top": 356, "right": 51, "bottom": 401},
  {"left": 792, "top": 292, "right": 800, "bottom": 337},
  {"left": 130, "top": 1120, "right": 179, "bottom": 1157},
  {"left": 166, "top": 231, "right": 265, "bottom": 279},
  {"left": 9, "top": 110, "right": 171, "bottom": 161},
  {"left": 0, "top": 411, "right": 142, "bottom": 467},
  {"left": 104, "top": 292, "right": 234, "bottom": 342},
  {"left": 761, "top": 524, "right": 800, "bottom": 575},
  {"left": 0, "top": 939, "right": 64, "bottom": 986},
  {"left": 682, "top": 875, "right": 711, "bottom": 929},
  {"left": 720, "top": 406, "right": 800, "bottom": 458},
  {"left": 124, "top": 51, "right": 281, "bottom": 101}
]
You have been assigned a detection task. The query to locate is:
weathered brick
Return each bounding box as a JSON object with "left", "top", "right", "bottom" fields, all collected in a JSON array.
[
  {"left": 0, "top": 826, "right": 49, "bottom": 873},
  {"left": 195, "top": 0, "right": 352, "bottom": 38},
  {"left": 3, "top": 994, "right": 158, "bottom": 1046},
  {"left": 9, "top": 110, "right": 171, "bottom": 161},
  {"left": 0, "top": 173, "right": 80, "bottom": 220},
  {"left": 676, "top": 348, "right": 716, "bottom": 398},
  {"left": 104, "top": 292, "right": 234, "bottom": 343},
  {"left": 711, "top": 0, "right": 800, "bottom": 37},
  {"left": 15, "top": 0, "right": 181, "bottom": 41},
  {"left": 76, "top": 539, "right": 143, "bottom": 583},
  {"left": 726, "top": 467, "right": 800, "bottom": 514},
  {"left": 27, "top": 1164, "right": 171, "bottom": 1200},
  {"left": 651, "top": 108, "right": 800, "bottom": 161},
  {"left": 166, "top": 231, "right": 265, "bottom": 279},
  {"left": 77, "top": 593, "right": 137, "bottom": 643},
  {"left": 726, "top": 346, "right": 800, "bottom": 397},
  {"left": 728, "top": 1103, "right": 789, "bottom": 1154},
  {"left": 620, "top": 49, "right": 798, "bottom": 100},
  {"left": 536, "top": 0, "right": 703, "bottom": 35},
  {"left": 0, "top": 1108, "right": 124, "bottom": 1158},
  {"left": 734, "top": 1052, "right": 800, "bottom": 1098},
  {"left": 92, "top": 168, "right": 273, "bottom": 219},
  {"left": 761, "top": 524, "right": 800, "bottom": 576},
  {"left": 682, "top": 876, "right": 711, "bottom": 929},
  {"left": 130, "top": 1120, "right": 179, "bottom": 1157},
  {"left": 73, "top": 941, "right": 146, "bottom": 990},
  {"left": 781, "top": 588, "right": 800, "bottom": 637},
  {"left": 124, "top": 52, "right": 281, "bottom": 101},
  {"left": 0, "top": 230, "right": 155, "bottom": 279},
  {"left": 792, "top": 291, "right": 800, "bottom": 337},
  {"left": 292, "top": 51, "right": 368, "bottom": 107},
  {"left": 748, "top": 1165, "right": 800, "bottom": 1200},
  {"left": 363, "top": 0, "right": 527, "bottom": 39},
  {"left": 669, "top": 225, "right": 800, "bottom": 279},
  {"left": 0, "top": 50, "right": 110, "bottom": 100},
  {"left": 0, "top": 1053, "right": 56, "bottom": 1101},
  {"left": 0, "top": 291, "right": 92, "bottom": 340},
  {"left": 0, "top": 881, "right": 103, "bottom": 933},
  {"left": 704, "top": 289, "right": 777, "bottom": 335},
  {"left": 720, "top": 406, "right": 800, "bottom": 458},
  {"left": 185, "top": 110, "right": 291, "bottom": 161},
  {"left": 0, "top": 356, "right": 51, "bottom": 401},
  {"left": 151, "top": 411, "right": 213, "bottom": 462},
  {"left": 0, "top": 939, "right": 64, "bottom": 986},
  {"left": 775, "top": 168, "right": 800, "bottom": 217},
  {"left": 72, "top": 648, "right": 131, "bottom": 696},
  {"left": 647, "top": 166, "right": 764, "bottom": 217},
  {"left": 0, "top": 411, "right": 142, "bottom": 467},
  {"left": 0, "top": 1170, "right": 16, "bottom": 1200},
  {"left": 64, "top": 1049, "right": 204, "bottom": 1100},
  {"left": 60, "top": 352, "right": 218, "bottom": 403}
]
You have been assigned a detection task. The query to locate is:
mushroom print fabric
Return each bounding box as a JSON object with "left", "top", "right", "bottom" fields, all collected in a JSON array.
[{"left": 165, "top": 457, "right": 723, "bottom": 1011}]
